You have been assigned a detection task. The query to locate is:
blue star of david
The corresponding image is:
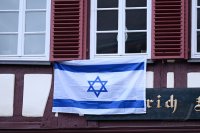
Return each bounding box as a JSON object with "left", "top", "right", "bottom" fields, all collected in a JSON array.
[{"left": 87, "top": 76, "right": 108, "bottom": 97}]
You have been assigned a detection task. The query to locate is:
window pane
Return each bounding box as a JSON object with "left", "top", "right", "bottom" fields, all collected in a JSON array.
[
  {"left": 25, "top": 12, "right": 46, "bottom": 32},
  {"left": 97, "top": 10, "right": 118, "bottom": 31},
  {"left": 198, "top": 8, "right": 200, "bottom": 29},
  {"left": 126, "top": 9, "right": 146, "bottom": 30},
  {"left": 0, "top": 0, "right": 19, "bottom": 10},
  {"left": 24, "top": 34, "right": 45, "bottom": 55},
  {"left": 198, "top": 0, "right": 200, "bottom": 6},
  {"left": 0, "top": 35, "right": 18, "bottom": 55},
  {"left": 97, "top": 0, "right": 118, "bottom": 8},
  {"left": 26, "top": 0, "right": 46, "bottom": 9},
  {"left": 125, "top": 32, "right": 146, "bottom": 53},
  {"left": 197, "top": 32, "right": 200, "bottom": 52},
  {"left": 97, "top": 33, "right": 118, "bottom": 54},
  {"left": 0, "top": 12, "right": 19, "bottom": 32},
  {"left": 126, "top": 0, "right": 146, "bottom": 7}
]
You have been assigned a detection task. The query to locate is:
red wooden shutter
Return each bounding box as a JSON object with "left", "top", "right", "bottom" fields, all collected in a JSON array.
[
  {"left": 50, "top": 0, "right": 87, "bottom": 61},
  {"left": 152, "top": 0, "right": 188, "bottom": 59}
]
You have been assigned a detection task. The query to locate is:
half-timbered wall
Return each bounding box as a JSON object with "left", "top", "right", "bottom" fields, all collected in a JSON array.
[
  {"left": 0, "top": 62, "right": 200, "bottom": 132},
  {"left": 1, "top": 0, "right": 200, "bottom": 132}
]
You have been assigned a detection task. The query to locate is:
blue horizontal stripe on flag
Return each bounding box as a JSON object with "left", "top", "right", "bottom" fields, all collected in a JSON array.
[
  {"left": 53, "top": 99, "right": 144, "bottom": 109},
  {"left": 54, "top": 62, "right": 144, "bottom": 73}
]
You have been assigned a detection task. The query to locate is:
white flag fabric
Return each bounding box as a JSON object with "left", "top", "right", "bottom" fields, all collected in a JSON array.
[{"left": 53, "top": 57, "right": 147, "bottom": 115}]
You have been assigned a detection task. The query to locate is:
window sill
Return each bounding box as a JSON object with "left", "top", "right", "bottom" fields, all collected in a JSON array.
[
  {"left": 0, "top": 61, "right": 51, "bottom": 65},
  {"left": 188, "top": 59, "right": 200, "bottom": 63},
  {"left": 147, "top": 59, "right": 154, "bottom": 64},
  {"left": 0, "top": 59, "right": 153, "bottom": 65}
]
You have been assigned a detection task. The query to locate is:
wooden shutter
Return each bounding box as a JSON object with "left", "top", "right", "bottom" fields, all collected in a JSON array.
[
  {"left": 50, "top": 0, "right": 87, "bottom": 61},
  {"left": 152, "top": 0, "right": 188, "bottom": 59}
]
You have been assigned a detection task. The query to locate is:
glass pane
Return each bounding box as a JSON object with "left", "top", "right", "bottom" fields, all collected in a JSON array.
[
  {"left": 26, "top": 0, "right": 46, "bottom": 9},
  {"left": 198, "top": 8, "right": 200, "bottom": 29},
  {"left": 125, "top": 32, "right": 146, "bottom": 53},
  {"left": 197, "top": 32, "right": 200, "bottom": 52},
  {"left": 25, "top": 12, "right": 46, "bottom": 32},
  {"left": 126, "top": 0, "right": 146, "bottom": 7},
  {"left": 0, "top": 12, "right": 19, "bottom": 32},
  {"left": 0, "top": 35, "right": 18, "bottom": 55},
  {"left": 198, "top": 0, "right": 200, "bottom": 6},
  {"left": 24, "top": 34, "right": 45, "bottom": 55},
  {"left": 97, "top": 0, "right": 118, "bottom": 8},
  {"left": 0, "top": 0, "right": 19, "bottom": 10},
  {"left": 126, "top": 9, "right": 146, "bottom": 30},
  {"left": 97, "top": 10, "right": 118, "bottom": 31},
  {"left": 97, "top": 33, "right": 118, "bottom": 54}
]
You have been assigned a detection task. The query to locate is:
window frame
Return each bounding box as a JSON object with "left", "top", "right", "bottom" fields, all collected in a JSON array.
[
  {"left": 192, "top": 0, "right": 200, "bottom": 58},
  {"left": 90, "top": 0, "right": 152, "bottom": 59},
  {"left": 0, "top": 0, "right": 51, "bottom": 61}
]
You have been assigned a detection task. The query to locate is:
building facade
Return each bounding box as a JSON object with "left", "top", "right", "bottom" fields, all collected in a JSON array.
[{"left": 1, "top": 0, "right": 200, "bottom": 132}]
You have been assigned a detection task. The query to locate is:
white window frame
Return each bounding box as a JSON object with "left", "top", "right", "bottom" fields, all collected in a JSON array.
[
  {"left": 90, "top": 0, "right": 151, "bottom": 59},
  {"left": 0, "top": 0, "right": 51, "bottom": 61},
  {"left": 192, "top": 0, "right": 200, "bottom": 58}
]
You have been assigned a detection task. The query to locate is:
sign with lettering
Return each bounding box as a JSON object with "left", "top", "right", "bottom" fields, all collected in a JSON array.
[{"left": 86, "top": 88, "right": 200, "bottom": 120}]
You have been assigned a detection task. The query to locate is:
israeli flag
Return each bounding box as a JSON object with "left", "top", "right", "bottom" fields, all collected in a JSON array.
[{"left": 53, "top": 57, "right": 147, "bottom": 115}]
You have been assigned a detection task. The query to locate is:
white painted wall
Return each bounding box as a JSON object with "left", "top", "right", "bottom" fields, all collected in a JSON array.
[
  {"left": 146, "top": 71, "right": 154, "bottom": 88},
  {"left": 187, "top": 73, "right": 200, "bottom": 88},
  {"left": 167, "top": 72, "right": 174, "bottom": 88},
  {"left": 0, "top": 74, "right": 15, "bottom": 116},
  {"left": 22, "top": 74, "right": 52, "bottom": 117}
]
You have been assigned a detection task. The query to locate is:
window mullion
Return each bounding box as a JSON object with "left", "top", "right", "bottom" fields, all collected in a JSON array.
[
  {"left": 191, "top": 0, "right": 197, "bottom": 57},
  {"left": 90, "top": 0, "right": 97, "bottom": 58},
  {"left": 146, "top": 0, "right": 151, "bottom": 58},
  {"left": 21, "top": 0, "right": 26, "bottom": 56},
  {"left": 18, "top": 0, "right": 25, "bottom": 56},
  {"left": 196, "top": 0, "right": 199, "bottom": 54},
  {"left": 45, "top": 0, "right": 51, "bottom": 59},
  {"left": 118, "top": 0, "right": 125, "bottom": 55}
]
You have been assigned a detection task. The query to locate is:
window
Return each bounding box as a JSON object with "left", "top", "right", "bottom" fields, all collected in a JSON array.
[
  {"left": 0, "top": 0, "right": 51, "bottom": 61},
  {"left": 90, "top": 0, "right": 151, "bottom": 59},
  {"left": 192, "top": 0, "right": 200, "bottom": 58}
]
